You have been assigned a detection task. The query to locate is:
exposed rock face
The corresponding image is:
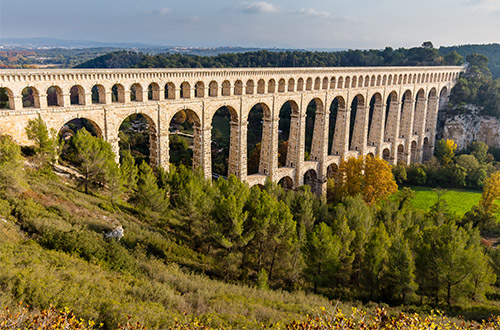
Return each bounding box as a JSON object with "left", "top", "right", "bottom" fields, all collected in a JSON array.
[{"left": 444, "top": 106, "right": 500, "bottom": 150}]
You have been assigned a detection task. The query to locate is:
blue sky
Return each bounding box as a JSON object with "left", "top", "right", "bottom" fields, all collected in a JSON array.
[{"left": 1, "top": 0, "right": 499, "bottom": 49}]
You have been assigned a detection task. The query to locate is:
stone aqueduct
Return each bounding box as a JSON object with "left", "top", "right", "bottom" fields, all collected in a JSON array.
[{"left": 0, "top": 66, "right": 463, "bottom": 193}]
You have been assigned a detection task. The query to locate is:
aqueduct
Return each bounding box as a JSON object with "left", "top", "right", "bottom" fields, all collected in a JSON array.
[{"left": 0, "top": 66, "right": 463, "bottom": 193}]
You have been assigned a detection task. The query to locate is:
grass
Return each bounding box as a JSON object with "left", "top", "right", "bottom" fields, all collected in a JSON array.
[{"left": 408, "top": 186, "right": 483, "bottom": 216}]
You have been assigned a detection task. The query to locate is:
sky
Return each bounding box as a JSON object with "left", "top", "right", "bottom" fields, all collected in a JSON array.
[{"left": 0, "top": 0, "right": 499, "bottom": 49}]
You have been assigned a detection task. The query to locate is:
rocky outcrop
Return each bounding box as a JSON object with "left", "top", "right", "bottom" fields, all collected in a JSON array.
[{"left": 444, "top": 106, "right": 500, "bottom": 150}]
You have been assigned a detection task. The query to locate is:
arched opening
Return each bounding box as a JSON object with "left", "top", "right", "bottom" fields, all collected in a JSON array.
[
  {"left": 247, "top": 103, "right": 271, "bottom": 175},
  {"left": 169, "top": 109, "right": 201, "bottom": 168},
  {"left": 257, "top": 79, "right": 265, "bottom": 94},
  {"left": 148, "top": 83, "right": 160, "bottom": 101},
  {"left": 268, "top": 79, "right": 276, "bottom": 93},
  {"left": 425, "top": 88, "right": 438, "bottom": 134},
  {"left": 382, "top": 75, "right": 387, "bottom": 85},
  {"left": 211, "top": 106, "right": 238, "bottom": 177},
  {"left": 358, "top": 76, "right": 364, "bottom": 88},
  {"left": 322, "top": 77, "right": 329, "bottom": 89},
  {"left": 165, "top": 83, "right": 175, "bottom": 100},
  {"left": 423, "top": 137, "right": 431, "bottom": 161},
  {"left": 70, "top": 85, "right": 85, "bottom": 105},
  {"left": 278, "top": 100, "right": 300, "bottom": 167},
  {"left": 246, "top": 79, "right": 255, "bottom": 95},
  {"left": 327, "top": 163, "right": 338, "bottom": 179},
  {"left": 337, "top": 77, "right": 343, "bottom": 89},
  {"left": 180, "top": 82, "right": 191, "bottom": 99},
  {"left": 306, "top": 78, "right": 313, "bottom": 91},
  {"left": 119, "top": 114, "right": 157, "bottom": 165},
  {"left": 130, "top": 83, "right": 143, "bottom": 102},
  {"left": 349, "top": 94, "right": 365, "bottom": 150},
  {"left": 47, "top": 86, "right": 63, "bottom": 107},
  {"left": 365, "top": 75, "right": 370, "bottom": 87},
  {"left": 304, "top": 98, "right": 324, "bottom": 161},
  {"left": 384, "top": 91, "right": 398, "bottom": 142},
  {"left": 388, "top": 75, "right": 393, "bottom": 85},
  {"left": 412, "top": 89, "right": 426, "bottom": 135},
  {"left": 344, "top": 77, "right": 351, "bottom": 89},
  {"left": 22, "top": 87, "right": 40, "bottom": 108},
  {"left": 278, "top": 176, "right": 293, "bottom": 191},
  {"left": 330, "top": 77, "right": 336, "bottom": 89},
  {"left": 329, "top": 96, "right": 346, "bottom": 156},
  {"left": 288, "top": 78, "right": 295, "bottom": 92},
  {"left": 382, "top": 148, "right": 391, "bottom": 162},
  {"left": 297, "top": 78, "right": 304, "bottom": 91},
  {"left": 367, "top": 93, "right": 382, "bottom": 146},
  {"left": 351, "top": 76, "right": 357, "bottom": 88},
  {"left": 303, "top": 169, "right": 318, "bottom": 193},
  {"left": 397, "top": 144, "right": 405, "bottom": 164},
  {"left": 91, "top": 85, "right": 105, "bottom": 104},
  {"left": 58, "top": 118, "right": 103, "bottom": 164},
  {"left": 222, "top": 80, "right": 231, "bottom": 96},
  {"left": 209, "top": 81, "right": 218, "bottom": 97},
  {"left": 195, "top": 82, "right": 205, "bottom": 98},
  {"left": 0, "top": 87, "right": 14, "bottom": 110},
  {"left": 377, "top": 75, "right": 382, "bottom": 86},
  {"left": 399, "top": 90, "right": 413, "bottom": 138},
  {"left": 278, "top": 79, "right": 286, "bottom": 93},
  {"left": 234, "top": 80, "right": 243, "bottom": 95},
  {"left": 410, "top": 141, "right": 418, "bottom": 163},
  {"left": 112, "top": 84, "right": 125, "bottom": 103},
  {"left": 314, "top": 77, "right": 321, "bottom": 90}
]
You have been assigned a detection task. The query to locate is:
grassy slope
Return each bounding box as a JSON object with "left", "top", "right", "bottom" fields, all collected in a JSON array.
[
  {"left": 409, "top": 186, "right": 482, "bottom": 216},
  {"left": 0, "top": 170, "right": 333, "bottom": 329}
]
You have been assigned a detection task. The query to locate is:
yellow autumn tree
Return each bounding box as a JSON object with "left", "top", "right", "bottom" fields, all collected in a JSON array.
[
  {"left": 333, "top": 155, "right": 398, "bottom": 205},
  {"left": 435, "top": 138, "right": 457, "bottom": 165},
  {"left": 479, "top": 171, "right": 500, "bottom": 214}
]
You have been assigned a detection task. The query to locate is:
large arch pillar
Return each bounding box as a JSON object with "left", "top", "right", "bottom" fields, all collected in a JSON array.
[
  {"left": 197, "top": 123, "right": 211, "bottom": 178},
  {"left": 351, "top": 104, "right": 369, "bottom": 154},
  {"left": 316, "top": 94, "right": 330, "bottom": 196},
  {"left": 331, "top": 103, "right": 350, "bottom": 158},
  {"left": 385, "top": 100, "right": 401, "bottom": 164},
  {"left": 294, "top": 98, "right": 307, "bottom": 187},
  {"left": 426, "top": 95, "right": 440, "bottom": 151},
  {"left": 400, "top": 99, "right": 416, "bottom": 164},
  {"left": 369, "top": 101, "right": 385, "bottom": 157},
  {"left": 63, "top": 93, "right": 71, "bottom": 107},
  {"left": 413, "top": 97, "right": 427, "bottom": 162},
  {"left": 39, "top": 93, "right": 48, "bottom": 109},
  {"left": 268, "top": 98, "right": 279, "bottom": 180},
  {"left": 13, "top": 96, "right": 23, "bottom": 110},
  {"left": 228, "top": 120, "right": 240, "bottom": 177}
]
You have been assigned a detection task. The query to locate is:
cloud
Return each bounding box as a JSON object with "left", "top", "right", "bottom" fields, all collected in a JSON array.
[
  {"left": 240, "top": 2, "right": 278, "bottom": 14},
  {"left": 296, "top": 8, "right": 331, "bottom": 18},
  {"left": 464, "top": 0, "right": 500, "bottom": 13},
  {"left": 145, "top": 7, "right": 171, "bottom": 15}
]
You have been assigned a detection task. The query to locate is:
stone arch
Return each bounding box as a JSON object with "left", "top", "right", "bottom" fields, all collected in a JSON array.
[
  {"left": 422, "top": 137, "right": 431, "bottom": 161},
  {"left": 119, "top": 113, "right": 158, "bottom": 165},
  {"left": 70, "top": 85, "right": 85, "bottom": 105},
  {"left": 234, "top": 80, "right": 243, "bottom": 95},
  {"left": 410, "top": 140, "right": 418, "bottom": 163},
  {"left": 165, "top": 82, "right": 175, "bottom": 100},
  {"left": 169, "top": 108, "right": 202, "bottom": 169},
  {"left": 349, "top": 94, "right": 365, "bottom": 150},
  {"left": 367, "top": 93, "right": 383, "bottom": 146},
  {"left": 370, "top": 75, "right": 376, "bottom": 86},
  {"left": 278, "top": 176, "right": 294, "bottom": 191},
  {"left": 91, "top": 84, "right": 105, "bottom": 104},
  {"left": 268, "top": 79, "right": 276, "bottom": 93},
  {"left": 278, "top": 100, "right": 300, "bottom": 167},
  {"left": 387, "top": 75, "right": 393, "bottom": 85},
  {"left": 288, "top": 78, "right": 295, "bottom": 92},
  {"left": 222, "top": 80, "right": 231, "bottom": 96},
  {"left": 337, "top": 77, "right": 343, "bottom": 89},
  {"left": 0, "top": 87, "right": 14, "bottom": 110},
  {"left": 382, "top": 148, "right": 390, "bottom": 162},
  {"left": 47, "top": 85, "right": 63, "bottom": 106},
  {"left": 412, "top": 88, "right": 426, "bottom": 135},
  {"left": 384, "top": 91, "right": 399, "bottom": 142},
  {"left": 130, "top": 83, "right": 143, "bottom": 102},
  {"left": 247, "top": 102, "right": 272, "bottom": 175},
  {"left": 329, "top": 96, "right": 346, "bottom": 156},
  {"left": 195, "top": 81, "right": 205, "bottom": 98},
  {"left": 148, "top": 83, "right": 160, "bottom": 101},
  {"left": 306, "top": 78, "right": 313, "bottom": 91},
  {"left": 209, "top": 81, "right": 218, "bottom": 97},
  {"left": 397, "top": 144, "right": 405, "bottom": 164},
  {"left": 425, "top": 88, "right": 438, "bottom": 134},
  {"left": 399, "top": 90, "right": 413, "bottom": 138},
  {"left": 303, "top": 168, "right": 318, "bottom": 193},
  {"left": 417, "top": 73, "right": 421, "bottom": 83},
  {"left": 314, "top": 77, "right": 321, "bottom": 90},
  {"left": 398, "top": 74, "right": 403, "bottom": 84},
  {"left": 180, "top": 82, "right": 191, "bottom": 99},
  {"left": 278, "top": 78, "right": 286, "bottom": 92},
  {"left": 58, "top": 117, "right": 103, "bottom": 143},
  {"left": 304, "top": 98, "right": 324, "bottom": 161},
  {"left": 297, "top": 78, "right": 304, "bottom": 91},
  {"left": 112, "top": 83, "right": 125, "bottom": 103},
  {"left": 322, "top": 77, "right": 329, "bottom": 89},
  {"left": 257, "top": 79, "right": 265, "bottom": 94},
  {"left": 326, "top": 162, "right": 338, "bottom": 179},
  {"left": 365, "top": 75, "right": 370, "bottom": 87},
  {"left": 330, "top": 77, "right": 336, "bottom": 89},
  {"left": 344, "top": 76, "right": 351, "bottom": 89},
  {"left": 246, "top": 79, "right": 255, "bottom": 94},
  {"left": 403, "top": 74, "right": 408, "bottom": 85},
  {"left": 382, "top": 75, "right": 387, "bottom": 85},
  {"left": 377, "top": 75, "right": 382, "bottom": 86},
  {"left": 358, "top": 76, "right": 364, "bottom": 87},
  {"left": 351, "top": 76, "right": 357, "bottom": 88},
  {"left": 211, "top": 105, "right": 239, "bottom": 177}
]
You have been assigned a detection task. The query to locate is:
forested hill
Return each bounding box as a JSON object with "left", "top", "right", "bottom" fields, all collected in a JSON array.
[
  {"left": 74, "top": 45, "right": 464, "bottom": 69},
  {"left": 440, "top": 44, "right": 500, "bottom": 79}
]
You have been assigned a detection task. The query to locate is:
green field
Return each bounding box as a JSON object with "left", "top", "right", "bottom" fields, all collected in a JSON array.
[{"left": 408, "top": 186, "right": 483, "bottom": 216}]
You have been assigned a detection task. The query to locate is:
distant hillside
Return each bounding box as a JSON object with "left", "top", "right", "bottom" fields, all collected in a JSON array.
[
  {"left": 440, "top": 44, "right": 500, "bottom": 78},
  {"left": 75, "top": 46, "right": 464, "bottom": 69}
]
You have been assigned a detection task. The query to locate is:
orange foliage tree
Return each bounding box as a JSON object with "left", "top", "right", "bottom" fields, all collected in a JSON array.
[
  {"left": 479, "top": 171, "right": 500, "bottom": 214},
  {"left": 331, "top": 155, "right": 398, "bottom": 205}
]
